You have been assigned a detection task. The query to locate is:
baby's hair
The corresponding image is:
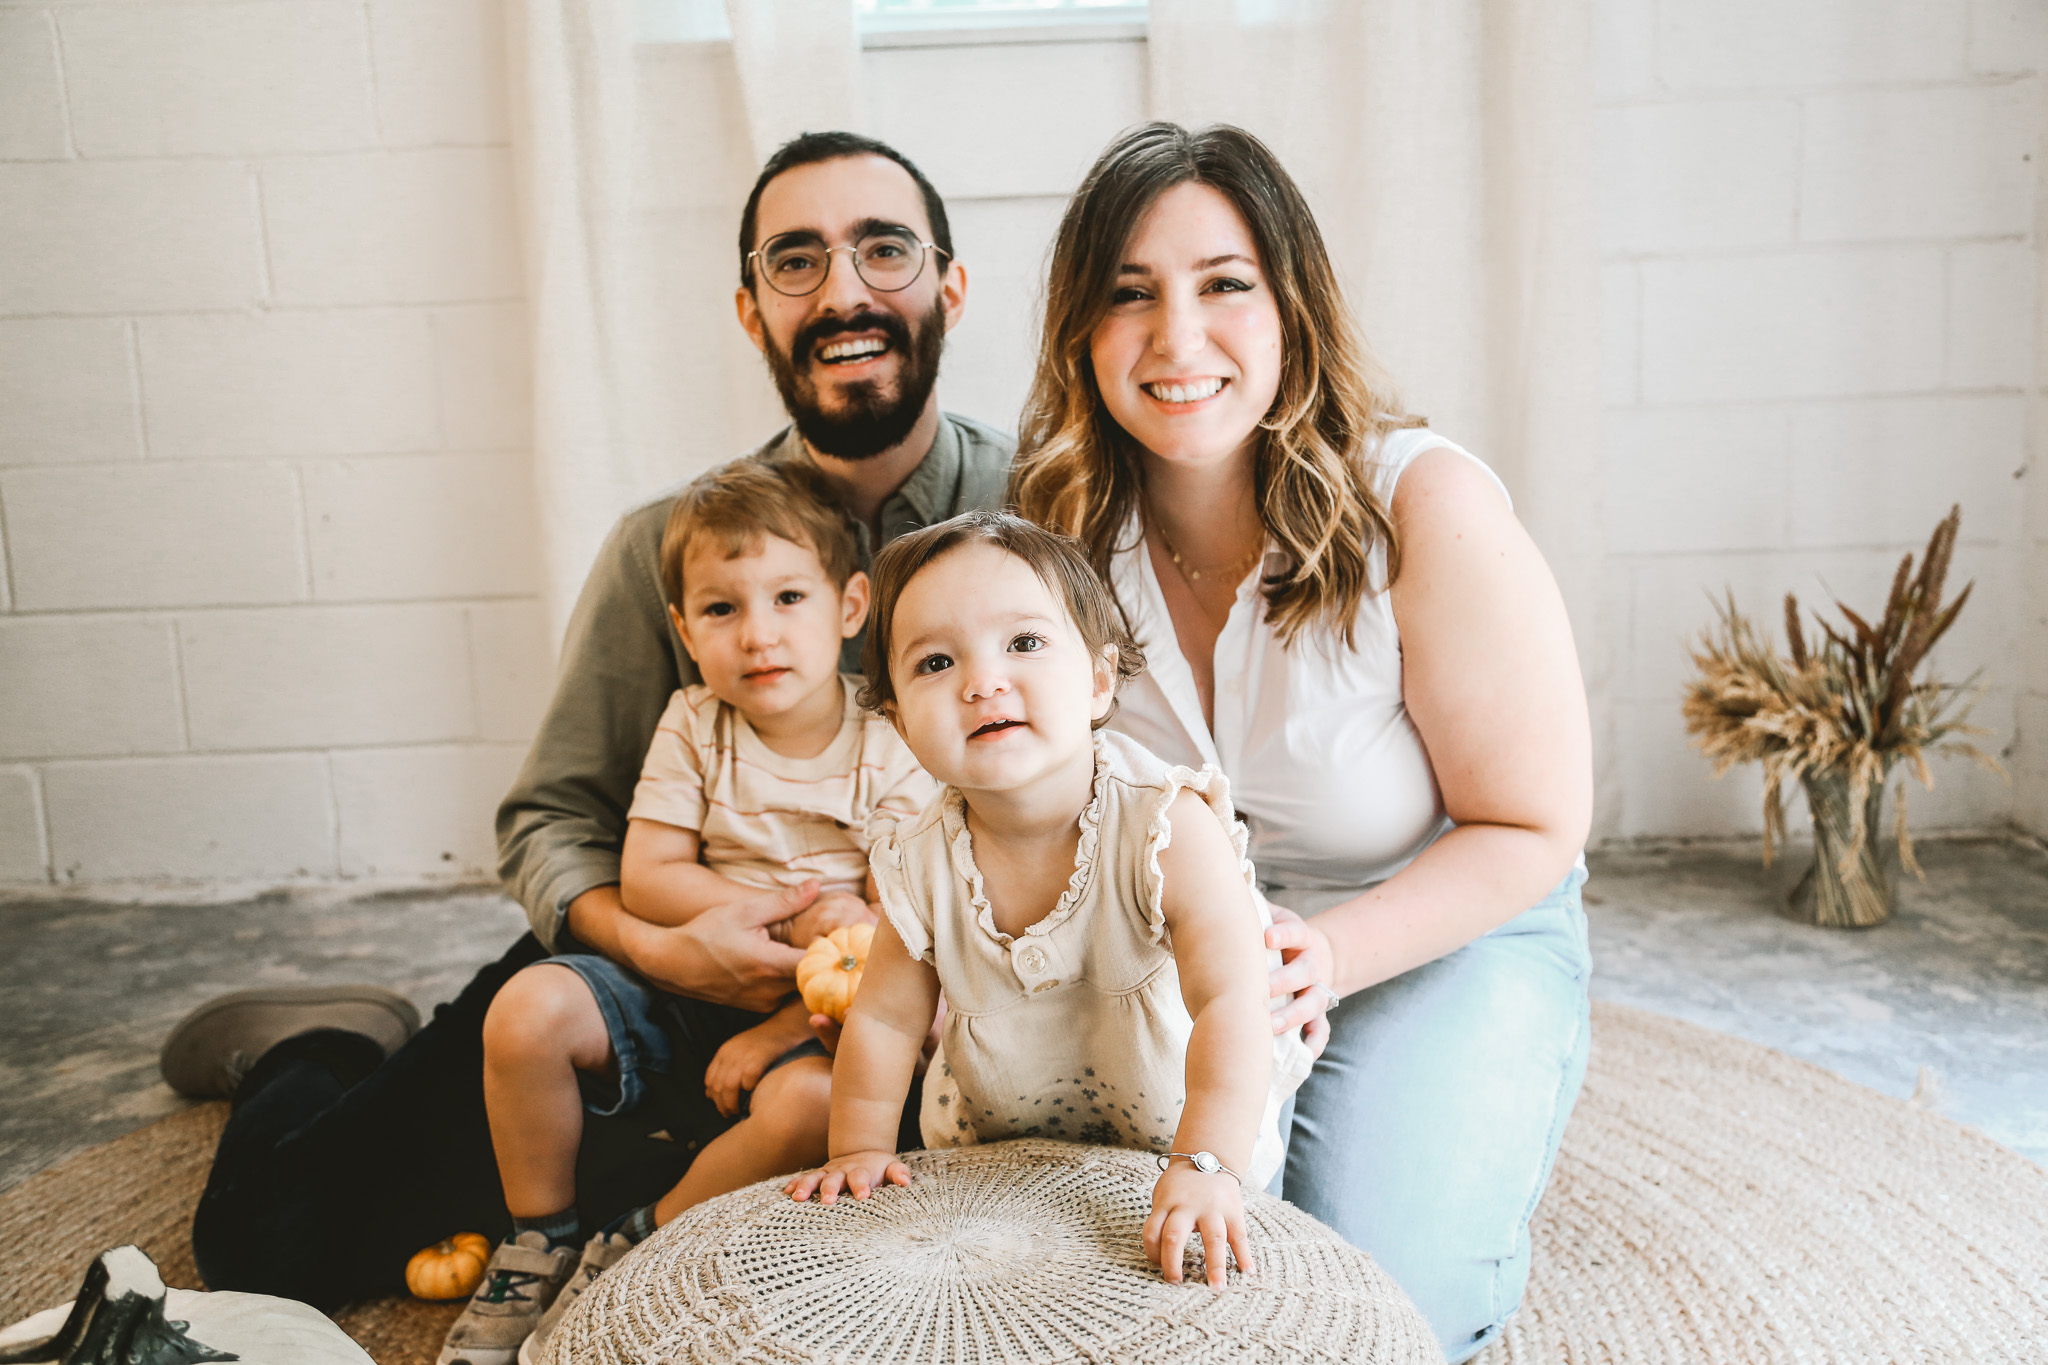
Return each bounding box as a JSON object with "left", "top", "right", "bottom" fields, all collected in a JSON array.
[
  {"left": 858, "top": 510, "right": 1145, "bottom": 727},
  {"left": 659, "top": 459, "right": 863, "bottom": 610}
]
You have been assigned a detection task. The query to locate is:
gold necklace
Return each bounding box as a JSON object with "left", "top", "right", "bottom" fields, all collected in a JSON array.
[{"left": 1149, "top": 516, "right": 1263, "bottom": 585}]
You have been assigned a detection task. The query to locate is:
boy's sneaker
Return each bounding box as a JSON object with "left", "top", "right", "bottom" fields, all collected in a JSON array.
[
  {"left": 436, "top": 1231, "right": 577, "bottom": 1365},
  {"left": 515, "top": 1232, "right": 633, "bottom": 1365}
]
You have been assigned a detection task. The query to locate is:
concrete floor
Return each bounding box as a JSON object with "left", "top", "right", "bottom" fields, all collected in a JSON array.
[
  {"left": 1584, "top": 837, "right": 2047, "bottom": 1166},
  {"left": 1, "top": 838, "right": 2043, "bottom": 1192},
  {"left": 0, "top": 886, "right": 526, "bottom": 1191}
]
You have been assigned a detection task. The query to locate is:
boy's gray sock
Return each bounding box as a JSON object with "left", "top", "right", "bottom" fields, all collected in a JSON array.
[
  {"left": 602, "top": 1203, "right": 659, "bottom": 1245},
  {"left": 511, "top": 1206, "right": 581, "bottom": 1251}
]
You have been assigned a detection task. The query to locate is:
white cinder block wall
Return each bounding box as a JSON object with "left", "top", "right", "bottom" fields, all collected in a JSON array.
[
  {"left": 2024, "top": 229, "right": 2048, "bottom": 838},
  {"left": 1595, "top": 0, "right": 2045, "bottom": 842},
  {"left": 865, "top": 27, "right": 1146, "bottom": 464},
  {"left": 624, "top": 25, "right": 1150, "bottom": 503},
  {"left": 0, "top": 0, "right": 551, "bottom": 885},
  {"left": 4, "top": 1, "right": 2045, "bottom": 888}
]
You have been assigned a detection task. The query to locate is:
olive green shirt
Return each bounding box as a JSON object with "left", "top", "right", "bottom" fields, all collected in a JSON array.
[{"left": 496, "top": 412, "right": 1015, "bottom": 949}]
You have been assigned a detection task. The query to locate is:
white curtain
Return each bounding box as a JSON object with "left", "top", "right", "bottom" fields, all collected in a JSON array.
[
  {"left": 508, "top": 0, "right": 644, "bottom": 636},
  {"left": 1149, "top": 0, "right": 1612, "bottom": 808},
  {"left": 511, "top": 0, "right": 864, "bottom": 636},
  {"left": 725, "top": 0, "right": 866, "bottom": 165}
]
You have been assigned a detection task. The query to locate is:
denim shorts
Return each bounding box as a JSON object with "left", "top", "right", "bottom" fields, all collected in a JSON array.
[{"left": 540, "top": 953, "right": 827, "bottom": 1119}]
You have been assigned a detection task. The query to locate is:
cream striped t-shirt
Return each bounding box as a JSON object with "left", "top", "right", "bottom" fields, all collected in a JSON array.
[{"left": 627, "top": 676, "right": 937, "bottom": 895}]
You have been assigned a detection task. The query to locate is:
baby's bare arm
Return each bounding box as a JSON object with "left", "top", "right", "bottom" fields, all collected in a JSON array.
[
  {"left": 1158, "top": 791, "right": 1271, "bottom": 1169},
  {"left": 786, "top": 917, "right": 938, "bottom": 1202},
  {"left": 1145, "top": 789, "right": 1272, "bottom": 1286}
]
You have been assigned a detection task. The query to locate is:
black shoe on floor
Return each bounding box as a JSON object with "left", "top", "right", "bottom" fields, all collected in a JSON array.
[{"left": 160, "top": 986, "right": 421, "bottom": 1099}]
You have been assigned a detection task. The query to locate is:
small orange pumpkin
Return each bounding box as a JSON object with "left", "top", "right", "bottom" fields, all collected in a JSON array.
[
  {"left": 406, "top": 1232, "right": 491, "bottom": 1300},
  {"left": 797, "top": 923, "right": 874, "bottom": 1022}
]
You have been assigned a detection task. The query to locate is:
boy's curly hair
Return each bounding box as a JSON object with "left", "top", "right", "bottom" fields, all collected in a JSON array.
[{"left": 659, "top": 459, "right": 862, "bottom": 610}]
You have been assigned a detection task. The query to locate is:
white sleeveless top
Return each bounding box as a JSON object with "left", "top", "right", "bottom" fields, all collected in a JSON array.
[
  {"left": 1108, "top": 428, "right": 1512, "bottom": 916},
  {"left": 869, "top": 729, "right": 1313, "bottom": 1186}
]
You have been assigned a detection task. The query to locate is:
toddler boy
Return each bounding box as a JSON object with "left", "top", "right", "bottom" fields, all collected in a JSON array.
[{"left": 438, "top": 461, "right": 936, "bottom": 1365}]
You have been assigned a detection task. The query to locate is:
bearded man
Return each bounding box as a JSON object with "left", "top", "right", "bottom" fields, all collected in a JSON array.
[{"left": 171, "top": 132, "right": 1011, "bottom": 1307}]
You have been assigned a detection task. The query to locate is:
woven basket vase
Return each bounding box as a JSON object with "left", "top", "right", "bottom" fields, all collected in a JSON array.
[{"left": 538, "top": 1140, "right": 1444, "bottom": 1365}]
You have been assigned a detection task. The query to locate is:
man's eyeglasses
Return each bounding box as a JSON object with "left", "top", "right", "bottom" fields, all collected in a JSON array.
[{"left": 748, "top": 227, "right": 949, "bottom": 297}]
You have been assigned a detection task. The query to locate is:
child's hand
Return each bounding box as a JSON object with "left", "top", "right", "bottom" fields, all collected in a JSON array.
[
  {"left": 785, "top": 1150, "right": 910, "bottom": 1205},
  {"left": 1144, "top": 1164, "right": 1254, "bottom": 1288},
  {"left": 776, "top": 892, "right": 878, "bottom": 947},
  {"left": 705, "top": 1028, "right": 794, "bottom": 1117}
]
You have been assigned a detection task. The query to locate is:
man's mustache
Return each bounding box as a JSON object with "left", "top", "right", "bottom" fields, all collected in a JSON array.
[{"left": 795, "top": 310, "right": 913, "bottom": 366}]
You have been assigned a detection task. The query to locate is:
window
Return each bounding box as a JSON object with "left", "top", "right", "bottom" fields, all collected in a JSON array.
[
  {"left": 857, "top": 0, "right": 1146, "bottom": 27},
  {"left": 637, "top": 0, "right": 1146, "bottom": 44},
  {"left": 636, "top": 0, "right": 730, "bottom": 43}
]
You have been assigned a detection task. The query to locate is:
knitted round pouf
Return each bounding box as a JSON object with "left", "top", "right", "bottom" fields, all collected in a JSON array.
[{"left": 538, "top": 1141, "right": 1443, "bottom": 1365}]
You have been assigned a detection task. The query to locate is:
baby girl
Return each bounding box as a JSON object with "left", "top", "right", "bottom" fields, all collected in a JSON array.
[{"left": 788, "top": 511, "right": 1311, "bottom": 1286}]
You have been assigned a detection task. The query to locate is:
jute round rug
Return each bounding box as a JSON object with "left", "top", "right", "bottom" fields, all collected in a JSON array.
[{"left": 3, "top": 1002, "right": 2042, "bottom": 1364}]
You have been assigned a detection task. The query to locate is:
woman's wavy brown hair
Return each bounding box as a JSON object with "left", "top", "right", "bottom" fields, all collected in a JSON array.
[{"left": 1009, "top": 122, "right": 1423, "bottom": 648}]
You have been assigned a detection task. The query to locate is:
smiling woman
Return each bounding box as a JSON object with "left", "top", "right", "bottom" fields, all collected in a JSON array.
[
  {"left": 1011, "top": 123, "right": 1595, "bottom": 1363},
  {"left": 1089, "top": 191, "right": 1280, "bottom": 465}
]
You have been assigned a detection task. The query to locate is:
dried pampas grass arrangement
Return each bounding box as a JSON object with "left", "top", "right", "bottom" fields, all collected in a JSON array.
[{"left": 1682, "top": 506, "right": 2000, "bottom": 927}]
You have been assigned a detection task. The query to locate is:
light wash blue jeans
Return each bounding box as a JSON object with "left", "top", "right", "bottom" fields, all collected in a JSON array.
[{"left": 1271, "top": 868, "right": 1591, "bottom": 1363}]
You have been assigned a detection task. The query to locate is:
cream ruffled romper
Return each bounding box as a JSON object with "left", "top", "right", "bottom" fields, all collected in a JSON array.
[{"left": 869, "top": 729, "right": 1315, "bottom": 1187}]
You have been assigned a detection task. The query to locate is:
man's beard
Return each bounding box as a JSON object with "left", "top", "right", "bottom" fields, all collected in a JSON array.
[{"left": 762, "top": 300, "right": 945, "bottom": 461}]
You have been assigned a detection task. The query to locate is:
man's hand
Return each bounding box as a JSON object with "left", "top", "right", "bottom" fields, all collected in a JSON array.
[
  {"left": 1144, "top": 1164, "right": 1253, "bottom": 1288},
  {"left": 785, "top": 1150, "right": 910, "bottom": 1205},
  {"left": 775, "top": 891, "right": 877, "bottom": 948},
  {"left": 638, "top": 883, "right": 814, "bottom": 1008},
  {"left": 705, "top": 1025, "right": 793, "bottom": 1117},
  {"left": 574, "top": 882, "right": 813, "bottom": 1011}
]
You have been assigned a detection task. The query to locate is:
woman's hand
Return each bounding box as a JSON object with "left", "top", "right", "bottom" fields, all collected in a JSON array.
[
  {"left": 1265, "top": 905, "right": 1337, "bottom": 1059},
  {"left": 785, "top": 1150, "right": 910, "bottom": 1205},
  {"left": 1145, "top": 1164, "right": 1253, "bottom": 1288}
]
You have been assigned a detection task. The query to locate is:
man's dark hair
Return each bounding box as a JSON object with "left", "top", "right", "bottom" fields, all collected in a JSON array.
[{"left": 737, "top": 131, "right": 954, "bottom": 288}]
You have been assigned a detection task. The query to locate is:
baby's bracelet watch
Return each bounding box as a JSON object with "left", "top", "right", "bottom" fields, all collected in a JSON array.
[{"left": 1157, "top": 1151, "right": 1242, "bottom": 1184}]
